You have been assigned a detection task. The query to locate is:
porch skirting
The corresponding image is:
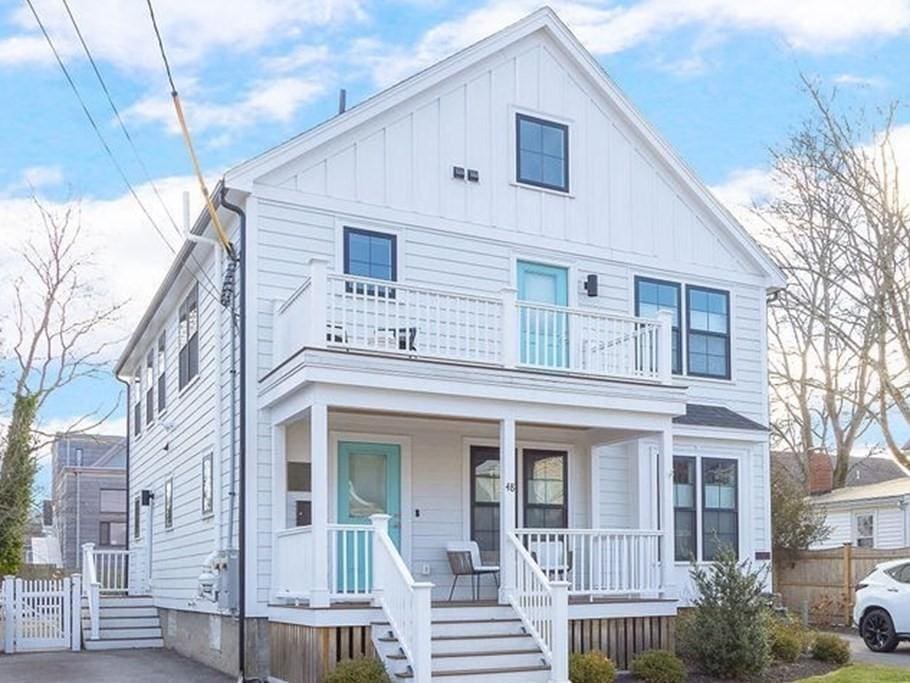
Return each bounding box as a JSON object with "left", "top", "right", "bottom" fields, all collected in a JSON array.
[
  {"left": 569, "top": 615, "right": 675, "bottom": 670},
  {"left": 270, "top": 622, "right": 376, "bottom": 683}
]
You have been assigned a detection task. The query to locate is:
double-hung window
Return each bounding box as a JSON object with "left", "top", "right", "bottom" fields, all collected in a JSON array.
[
  {"left": 635, "top": 277, "right": 682, "bottom": 374},
  {"left": 133, "top": 497, "right": 141, "bottom": 539},
  {"left": 145, "top": 349, "right": 155, "bottom": 425},
  {"left": 516, "top": 114, "right": 568, "bottom": 192},
  {"left": 343, "top": 227, "right": 396, "bottom": 297},
  {"left": 156, "top": 333, "right": 166, "bottom": 412},
  {"left": 523, "top": 450, "right": 568, "bottom": 529},
  {"left": 178, "top": 284, "right": 199, "bottom": 390},
  {"left": 702, "top": 458, "right": 738, "bottom": 560},
  {"left": 855, "top": 513, "right": 875, "bottom": 548},
  {"left": 687, "top": 286, "right": 730, "bottom": 379},
  {"left": 673, "top": 457, "right": 697, "bottom": 561}
]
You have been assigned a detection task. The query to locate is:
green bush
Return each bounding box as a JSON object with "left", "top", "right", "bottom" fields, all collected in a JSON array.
[
  {"left": 569, "top": 651, "right": 617, "bottom": 683},
  {"left": 769, "top": 617, "right": 809, "bottom": 662},
  {"left": 323, "top": 658, "right": 391, "bottom": 683},
  {"left": 676, "top": 546, "right": 771, "bottom": 679},
  {"left": 811, "top": 633, "right": 851, "bottom": 665},
  {"left": 630, "top": 649, "right": 686, "bottom": 683}
]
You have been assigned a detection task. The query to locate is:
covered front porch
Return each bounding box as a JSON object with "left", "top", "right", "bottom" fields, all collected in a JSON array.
[{"left": 269, "top": 408, "right": 676, "bottom": 608}]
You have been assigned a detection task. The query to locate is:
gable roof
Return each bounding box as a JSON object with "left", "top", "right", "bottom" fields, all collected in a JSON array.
[
  {"left": 224, "top": 7, "right": 785, "bottom": 289},
  {"left": 772, "top": 451, "right": 908, "bottom": 490},
  {"left": 810, "top": 477, "right": 910, "bottom": 506}
]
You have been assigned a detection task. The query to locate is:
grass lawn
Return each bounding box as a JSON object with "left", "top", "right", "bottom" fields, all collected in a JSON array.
[{"left": 799, "top": 664, "right": 910, "bottom": 681}]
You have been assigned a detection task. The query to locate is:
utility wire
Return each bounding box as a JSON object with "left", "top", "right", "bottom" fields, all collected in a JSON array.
[
  {"left": 144, "top": 0, "right": 234, "bottom": 257},
  {"left": 23, "top": 0, "right": 222, "bottom": 306},
  {"left": 58, "top": 0, "right": 221, "bottom": 298}
]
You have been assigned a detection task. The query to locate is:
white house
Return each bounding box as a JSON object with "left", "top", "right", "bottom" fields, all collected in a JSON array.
[{"left": 107, "top": 8, "right": 784, "bottom": 682}]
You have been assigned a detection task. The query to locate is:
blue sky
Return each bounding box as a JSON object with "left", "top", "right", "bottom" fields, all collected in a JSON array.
[{"left": 1, "top": 0, "right": 909, "bottom": 493}]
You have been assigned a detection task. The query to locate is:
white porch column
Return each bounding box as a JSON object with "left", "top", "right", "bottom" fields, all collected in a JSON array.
[
  {"left": 270, "top": 424, "right": 287, "bottom": 602},
  {"left": 499, "top": 416, "right": 517, "bottom": 604},
  {"left": 310, "top": 403, "right": 330, "bottom": 607},
  {"left": 659, "top": 427, "right": 675, "bottom": 596}
]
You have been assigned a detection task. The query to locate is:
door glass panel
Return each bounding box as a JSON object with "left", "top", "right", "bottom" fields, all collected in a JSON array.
[
  {"left": 518, "top": 262, "right": 569, "bottom": 368},
  {"left": 471, "top": 447, "right": 501, "bottom": 561},
  {"left": 347, "top": 452, "right": 387, "bottom": 518},
  {"left": 523, "top": 272, "right": 559, "bottom": 304}
]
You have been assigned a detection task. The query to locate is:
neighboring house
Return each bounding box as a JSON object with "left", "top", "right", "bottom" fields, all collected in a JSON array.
[
  {"left": 113, "top": 9, "right": 784, "bottom": 682},
  {"left": 51, "top": 433, "right": 127, "bottom": 570},
  {"left": 799, "top": 450, "right": 910, "bottom": 550},
  {"left": 772, "top": 450, "right": 908, "bottom": 490}
]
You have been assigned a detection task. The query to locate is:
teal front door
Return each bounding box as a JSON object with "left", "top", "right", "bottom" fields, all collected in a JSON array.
[
  {"left": 337, "top": 441, "right": 401, "bottom": 592},
  {"left": 517, "top": 260, "right": 569, "bottom": 367}
]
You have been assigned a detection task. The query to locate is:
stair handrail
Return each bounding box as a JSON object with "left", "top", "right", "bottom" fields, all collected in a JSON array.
[
  {"left": 505, "top": 531, "right": 569, "bottom": 683},
  {"left": 370, "top": 514, "right": 432, "bottom": 683},
  {"left": 81, "top": 543, "right": 100, "bottom": 639}
]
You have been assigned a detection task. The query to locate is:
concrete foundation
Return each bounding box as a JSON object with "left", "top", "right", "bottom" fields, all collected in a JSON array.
[{"left": 158, "top": 608, "right": 270, "bottom": 680}]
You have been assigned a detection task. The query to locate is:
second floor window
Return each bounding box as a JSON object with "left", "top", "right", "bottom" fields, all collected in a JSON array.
[
  {"left": 134, "top": 497, "right": 141, "bottom": 539},
  {"left": 178, "top": 284, "right": 199, "bottom": 390},
  {"left": 635, "top": 277, "right": 682, "bottom": 374},
  {"left": 145, "top": 349, "right": 155, "bottom": 424},
  {"left": 157, "top": 332, "right": 166, "bottom": 412},
  {"left": 344, "top": 227, "right": 397, "bottom": 297},
  {"left": 516, "top": 113, "right": 568, "bottom": 192},
  {"left": 164, "top": 477, "right": 174, "bottom": 529},
  {"left": 687, "top": 286, "right": 730, "bottom": 379},
  {"left": 133, "top": 373, "right": 142, "bottom": 437}
]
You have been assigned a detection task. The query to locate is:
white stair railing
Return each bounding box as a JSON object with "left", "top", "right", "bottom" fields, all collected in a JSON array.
[
  {"left": 370, "top": 514, "right": 432, "bottom": 683},
  {"left": 505, "top": 532, "right": 569, "bottom": 683},
  {"left": 92, "top": 549, "right": 129, "bottom": 593},
  {"left": 81, "top": 543, "right": 100, "bottom": 640}
]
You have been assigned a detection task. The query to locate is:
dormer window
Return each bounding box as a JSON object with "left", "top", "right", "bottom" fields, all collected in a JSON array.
[{"left": 516, "top": 113, "right": 568, "bottom": 192}]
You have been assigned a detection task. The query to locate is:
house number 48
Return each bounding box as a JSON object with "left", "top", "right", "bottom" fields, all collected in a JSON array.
[{"left": 505, "top": 482, "right": 516, "bottom": 492}]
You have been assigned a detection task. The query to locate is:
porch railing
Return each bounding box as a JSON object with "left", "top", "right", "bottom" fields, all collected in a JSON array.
[
  {"left": 90, "top": 548, "right": 129, "bottom": 593},
  {"left": 371, "top": 514, "right": 432, "bottom": 683},
  {"left": 514, "top": 528, "right": 663, "bottom": 596},
  {"left": 273, "top": 259, "right": 673, "bottom": 384},
  {"left": 272, "top": 527, "right": 313, "bottom": 600},
  {"left": 81, "top": 544, "right": 100, "bottom": 640},
  {"left": 505, "top": 532, "right": 569, "bottom": 682}
]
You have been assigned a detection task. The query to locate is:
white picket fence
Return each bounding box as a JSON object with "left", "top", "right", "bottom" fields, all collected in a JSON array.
[{"left": 1, "top": 575, "right": 81, "bottom": 653}]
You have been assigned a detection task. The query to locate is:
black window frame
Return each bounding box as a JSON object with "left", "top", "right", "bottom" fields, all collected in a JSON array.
[
  {"left": 701, "top": 457, "right": 738, "bottom": 560},
  {"left": 635, "top": 276, "right": 683, "bottom": 375},
  {"left": 99, "top": 521, "right": 127, "bottom": 547},
  {"left": 157, "top": 332, "right": 166, "bottom": 413},
  {"left": 133, "top": 496, "right": 141, "bottom": 539},
  {"left": 469, "top": 446, "right": 501, "bottom": 559},
  {"left": 522, "top": 449, "right": 568, "bottom": 530},
  {"left": 164, "top": 477, "right": 174, "bottom": 530},
  {"left": 178, "top": 284, "right": 199, "bottom": 391},
  {"left": 343, "top": 227, "right": 397, "bottom": 298},
  {"left": 672, "top": 456, "right": 697, "bottom": 562},
  {"left": 515, "top": 113, "right": 569, "bottom": 193},
  {"left": 686, "top": 285, "right": 731, "bottom": 380},
  {"left": 201, "top": 454, "right": 213, "bottom": 516}
]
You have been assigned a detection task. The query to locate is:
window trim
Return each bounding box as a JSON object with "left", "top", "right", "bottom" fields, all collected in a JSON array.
[
  {"left": 854, "top": 511, "right": 875, "bottom": 548},
  {"left": 515, "top": 113, "right": 570, "bottom": 193},
  {"left": 635, "top": 276, "right": 683, "bottom": 375},
  {"left": 685, "top": 285, "right": 732, "bottom": 380},
  {"left": 343, "top": 226, "right": 398, "bottom": 282},
  {"left": 201, "top": 454, "right": 214, "bottom": 517},
  {"left": 164, "top": 477, "right": 174, "bottom": 530},
  {"left": 178, "top": 283, "right": 200, "bottom": 392},
  {"left": 522, "top": 449, "right": 568, "bottom": 530},
  {"left": 157, "top": 332, "right": 167, "bottom": 413},
  {"left": 701, "top": 457, "right": 739, "bottom": 560},
  {"left": 469, "top": 445, "right": 501, "bottom": 557}
]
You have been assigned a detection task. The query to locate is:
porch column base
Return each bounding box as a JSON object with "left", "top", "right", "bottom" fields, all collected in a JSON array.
[{"left": 310, "top": 588, "right": 330, "bottom": 608}]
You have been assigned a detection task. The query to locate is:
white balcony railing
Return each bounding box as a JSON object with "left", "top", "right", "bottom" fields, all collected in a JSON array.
[
  {"left": 273, "top": 259, "right": 673, "bottom": 384},
  {"left": 513, "top": 528, "right": 663, "bottom": 596}
]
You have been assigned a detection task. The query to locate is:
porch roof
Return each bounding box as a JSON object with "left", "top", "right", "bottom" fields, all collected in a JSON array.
[{"left": 672, "top": 403, "right": 766, "bottom": 431}]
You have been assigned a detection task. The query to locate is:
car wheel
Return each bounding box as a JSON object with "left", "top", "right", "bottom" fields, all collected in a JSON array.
[{"left": 861, "top": 608, "right": 899, "bottom": 652}]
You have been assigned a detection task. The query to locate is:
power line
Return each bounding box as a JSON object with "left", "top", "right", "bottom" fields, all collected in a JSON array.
[
  {"left": 144, "top": 0, "right": 177, "bottom": 95},
  {"left": 58, "top": 0, "right": 222, "bottom": 298},
  {"left": 23, "top": 0, "right": 222, "bottom": 305}
]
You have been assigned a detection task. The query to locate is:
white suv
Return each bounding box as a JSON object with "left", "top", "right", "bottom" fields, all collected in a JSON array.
[{"left": 854, "top": 558, "right": 910, "bottom": 652}]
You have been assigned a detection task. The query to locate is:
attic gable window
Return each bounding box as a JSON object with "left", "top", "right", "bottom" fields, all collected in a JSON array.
[
  {"left": 516, "top": 113, "right": 568, "bottom": 192},
  {"left": 178, "top": 284, "right": 199, "bottom": 391}
]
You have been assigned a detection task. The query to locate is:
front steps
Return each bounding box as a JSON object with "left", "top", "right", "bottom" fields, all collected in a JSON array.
[
  {"left": 373, "top": 603, "right": 550, "bottom": 682},
  {"left": 82, "top": 595, "right": 164, "bottom": 650}
]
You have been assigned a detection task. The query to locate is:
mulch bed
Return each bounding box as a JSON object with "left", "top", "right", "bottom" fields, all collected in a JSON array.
[{"left": 684, "top": 657, "right": 840, "bottom": 682}]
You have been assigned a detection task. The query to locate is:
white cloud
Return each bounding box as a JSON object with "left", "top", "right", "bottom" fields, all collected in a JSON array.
[
  {"left": 263, "top": 44, "right": 331, "bottom": 73},
  {"left": 0, "top": 0, "right": 367, "bottom": 73},
  {"left": 356, "top": 0, "right": 910, "bottom": 88},
  {"left": 2, "top": 165, "right": 64, "bottom": 196},
  {"left": 124, "top": 76, "right": 327, "bottom": 136},
  {"left": 833, "top": 73, "right": 888, "bottom": 88}
]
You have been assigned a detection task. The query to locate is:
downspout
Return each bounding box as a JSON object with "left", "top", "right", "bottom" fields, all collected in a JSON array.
[{"left": 219, "top": 185, "right": 246, "bottom": 681}]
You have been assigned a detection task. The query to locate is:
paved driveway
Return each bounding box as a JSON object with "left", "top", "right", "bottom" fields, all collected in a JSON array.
[
  {"left": 836, "top": 630, "right": 910, "bottom": 668},
  {"left": 0, "top": 648, "right": 234, "bottom": 682}
]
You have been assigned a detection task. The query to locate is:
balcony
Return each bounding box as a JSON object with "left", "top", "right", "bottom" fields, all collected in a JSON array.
[{"left": 273, "top": 259, "right": 673, "bottom": 384}]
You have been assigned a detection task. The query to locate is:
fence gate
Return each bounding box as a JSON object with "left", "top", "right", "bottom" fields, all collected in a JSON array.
[{"left": 1, "top": 575, "right": 81, "bottom": 653}]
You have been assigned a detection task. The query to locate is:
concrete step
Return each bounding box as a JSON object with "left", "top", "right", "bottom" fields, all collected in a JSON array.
[
  {"left": 99, "top": 595, "right": 154, "bottom": 608},
  {"left": 84, "top": 637, "right": 164, "bottom": 650},
  {"left": 95, "top": 606, "right": 158, "bottom": 618},
  {"left": 97, "top": 626, "right": 162, "bottom": 639},
  {"left": 87, "top": 616, "right": 160, "bottom": 629}
]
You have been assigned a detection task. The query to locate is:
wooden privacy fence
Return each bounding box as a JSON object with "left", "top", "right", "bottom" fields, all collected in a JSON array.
[{"left": 775, "top": 543, "right": 910, "bottom": 626}]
